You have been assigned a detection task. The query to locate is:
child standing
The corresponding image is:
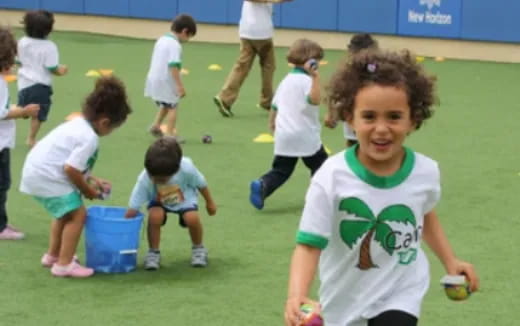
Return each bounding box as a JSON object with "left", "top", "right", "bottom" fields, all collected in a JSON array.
[
  {"left": 327, "top": 33, "right": 379, "bottom": 147},
  {"left": 145, "top": 14, "right": 197, "bottom": 142},
  {"left": 214, "top": 0, "right": 293, "bottom": 117},
  {"left": 20, "top": 76, "right": 132, "bottom": 277},
  {"left": 17, "top": 10, "right": 68, "bottom": 147},
  {"left": 249, "top": 39, "right": 327, "bottom": 210},
  {"left": 284, "top": 50, "right": 479, "bottom": 326},
  {"left": 125, "top": 137, "right": 217, "bottom": 270},
  {"left": 0, "top": 27, "right": 40, "bottom": 240}
]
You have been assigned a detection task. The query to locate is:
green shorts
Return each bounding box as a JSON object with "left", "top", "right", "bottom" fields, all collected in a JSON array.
[{"left": 34, "top": 191, "right": 83, "bottom": 218}]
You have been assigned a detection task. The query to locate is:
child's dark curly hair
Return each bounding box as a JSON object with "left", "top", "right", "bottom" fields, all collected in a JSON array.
[
  {"left": 145, "top": 136, "right": 183, "bottom": 177},
  {"left": 23, "top": 10, "right": 54, "bottom": 39},
  {"left": 171, "top": 14, "right": 197, "bottom": 36},
  {"left": 328, "top": 50, "right": 437, "bottom": 129},
  {"left": 286, "top": 38, "right": 324, "bottom": 66},
  {"left": 82, "top": 76, "right": 132, "bottom": 127},
  {"left": 0, "top": 27, "right": 17, "bottom": 72}
]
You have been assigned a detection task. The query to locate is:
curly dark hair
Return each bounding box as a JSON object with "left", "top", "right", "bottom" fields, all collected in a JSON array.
[
  {"left": 0, "top": 27, "right": 17, "bottom": 72},
  {"left": 171, "top": 14, "right": 197, "bottom": 36},
  {"left": 347, "top": 33, "right": 378, "bottom": 54},
  {"left": 286, "top": 38, "right": 324, "bottom": 65},
  {"left": 145, "top": 136, "right": 183, "bottom": 177},
  {"left": 82, "top": 76, "right": 132, "bottom": 127},
  {"left": 23, "top": 10, "right": 54, "bottom": 39},
  {"left": 328, "top": 50, "right": 437, "bottom": 129}
]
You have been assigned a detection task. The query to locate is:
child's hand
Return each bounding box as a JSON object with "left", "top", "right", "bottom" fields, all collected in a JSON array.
[
  {"left": 303, "top": 60, "right": 319, "bottom": 77},
  {"left": 125, "top": 209, "right": 139, "bottom": 219},
  {"left": 84, "top": 186, "right": 100, "bottom": 200},
  {"left": 23, "top": 104, "right": 40, "bottom": 119},
  {"left": 178, "top": 86, "right": 186, "bottom": 98},
  {"left": 58, "top": 64, "right": 68, "bottom": 75},
  {"left": 285, "top": 297, "right": 321, "bottom": 326},
  {"left": 206, "top": 201, "right": 217, "bottom": 216},
  {"left": 446, "top": 259, "right": 480, "bottom": 293}
]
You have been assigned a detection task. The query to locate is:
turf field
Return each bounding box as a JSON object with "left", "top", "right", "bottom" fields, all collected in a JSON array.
[{"left": 1, "top": 30, "right": 518, "bottom": 325}]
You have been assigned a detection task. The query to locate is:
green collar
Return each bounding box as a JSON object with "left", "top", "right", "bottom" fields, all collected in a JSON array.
[
  {"left": 345, "top": 144, "right": 415, "bottom": 188},
  {"left": 290, "top": 67, "right": 309, "bottom": 75}
]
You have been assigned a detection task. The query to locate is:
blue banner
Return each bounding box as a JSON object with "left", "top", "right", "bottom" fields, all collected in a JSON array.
[{"left": 398, "top": 0, "right": 462, "bottom": 38}]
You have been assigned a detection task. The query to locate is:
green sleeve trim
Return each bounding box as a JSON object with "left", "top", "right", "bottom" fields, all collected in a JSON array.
[
  {"left": 296, "top": 231, "right": 328, "bottom": 249},
  {"left": 46, "top": 65, "right": 59, "bottom": 72},
  {"left": 169, "top": 62, "right": 182, "bottom": 69},
  {"left": 15, "top": 59, "right": 21, "bottom": 65},
  {"left": 271, "top": 104, "right": 278, "bottom": 111}
]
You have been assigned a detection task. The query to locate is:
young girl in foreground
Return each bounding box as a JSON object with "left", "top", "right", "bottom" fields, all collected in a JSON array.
[{"left": 285, "top": 50, "right": 479, "bottom": 326}]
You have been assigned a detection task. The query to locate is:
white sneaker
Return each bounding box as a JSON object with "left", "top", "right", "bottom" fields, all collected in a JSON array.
[
  {"left": 144, "top": 251, "right": 161, "bottom": 270},
  {"left": 191, "top": 246, "right": 208, "bottom": 267}
]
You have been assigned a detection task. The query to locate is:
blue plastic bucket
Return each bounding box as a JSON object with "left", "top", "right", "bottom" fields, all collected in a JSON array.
[{"left": 85, "top": 206, "right": 144, "bottom": 273}]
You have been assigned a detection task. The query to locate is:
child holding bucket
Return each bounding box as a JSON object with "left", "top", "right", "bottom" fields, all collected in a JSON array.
[
  {"left": 125, "top": 136, "right": 217, "bottom": 270},
  {"left": 20, "top": 76, "right": 132, "bottom": 278}
]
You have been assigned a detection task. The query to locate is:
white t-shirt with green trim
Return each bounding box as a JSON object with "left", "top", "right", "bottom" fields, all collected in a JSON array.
[
  {"left": 239, "top": 1, "right": 274, "bottom": 40},
  {"left": 20, "top": 117, "right": 99, "bottom": 197},
  {"left": 145, "top": 33, "right": 182, "bottom": 104},
  {"left": 272, "top": 68, "right": 321, "bottom": 157},
  {"left": 0, "top": 78, "right": 15, "bottom": 150},
  {"left": 17, "top": 36, "right": 59, "bottom": 90},
  {"left": 297, "top": 146, "right": 441, "bottom": 326}
]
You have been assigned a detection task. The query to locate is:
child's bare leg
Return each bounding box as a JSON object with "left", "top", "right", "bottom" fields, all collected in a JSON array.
[
  {"left": 182, "top": 211, "right": 203, "bottom": 246},
  {"left": 147, "top": 207, "right": 165, "bottom": 250},
  {"left": 27, "top": 118, "right": 41, "bottom": 147},
  {"left": 164, "top": 107, "right": 177, "bottom": 136},
  {"left": 48, "top": 218, "right": 67, "bottom": 257},
  {"left": 57, "top": 206, "right": 86, "bottom": 266},
  {"left": 152, "top": 108, "right": 168, "bottom": 129}
]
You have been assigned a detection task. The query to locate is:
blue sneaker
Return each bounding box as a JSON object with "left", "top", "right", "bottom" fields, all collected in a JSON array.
[{"left": 249, "top": 180, "right": 264, "bottom": 210}]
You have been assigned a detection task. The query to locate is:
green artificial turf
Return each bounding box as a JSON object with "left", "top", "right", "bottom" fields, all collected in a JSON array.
[{"left": 1, "top": 30, "right": 518, "bottom": 325}]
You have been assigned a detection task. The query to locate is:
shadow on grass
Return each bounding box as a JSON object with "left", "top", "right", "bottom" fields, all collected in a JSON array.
[{"left": 87, "top": 256, "right": 241, "bottom": 285}]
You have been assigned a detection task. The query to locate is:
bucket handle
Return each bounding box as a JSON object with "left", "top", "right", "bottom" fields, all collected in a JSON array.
[{"left": 119, "top": 249, "right": 138, "bottom": 255}]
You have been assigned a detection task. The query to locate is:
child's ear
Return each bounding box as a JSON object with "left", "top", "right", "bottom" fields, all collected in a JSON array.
[{"left": 101, "top": 117, "right": 112, "bottom": 128}]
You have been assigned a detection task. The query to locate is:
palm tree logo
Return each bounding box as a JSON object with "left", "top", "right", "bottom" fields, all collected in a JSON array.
[{"left": 339, "top": 198, "right": 416, "bottom": 270}]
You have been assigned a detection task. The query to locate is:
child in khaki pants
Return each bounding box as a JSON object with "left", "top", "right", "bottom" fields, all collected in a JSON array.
[{"left": 214, "top": 0, "right": 293, "bottom": 117}]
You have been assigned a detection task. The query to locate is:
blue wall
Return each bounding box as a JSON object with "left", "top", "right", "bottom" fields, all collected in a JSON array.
[{"left": 1, "top": 0, "right": 518, "bottom": 43}]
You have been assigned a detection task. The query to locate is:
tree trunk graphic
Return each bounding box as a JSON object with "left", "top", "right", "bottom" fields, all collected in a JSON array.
[{"left": 357, "top": 228, "right": 377, "bottom": 270}]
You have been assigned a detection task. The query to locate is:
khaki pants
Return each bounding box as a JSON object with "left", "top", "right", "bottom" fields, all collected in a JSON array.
[{"left": 218, "top": 38, "right": 275, "bottom": 109}]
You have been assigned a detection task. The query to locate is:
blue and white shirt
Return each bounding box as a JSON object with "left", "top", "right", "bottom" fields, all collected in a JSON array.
[{"left": 128, "top": 157, "right": 207, "bottom": 212}]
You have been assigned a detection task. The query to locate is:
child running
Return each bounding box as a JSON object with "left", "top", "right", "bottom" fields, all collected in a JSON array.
[
  {"left": 17, "top": 10, "right": 68, "bottom": 147},
  {"left": 145, "top": 14, "right": 197, "bottom": 143},
  {"left": 285, "top": 50, "right": 479, "bottom": 326},
  {"left": 125, "top": 137, "right": 217, "bottom": 270},
  {"left": 249, "top": 39, "right": 328, "bottom": 210},
  {"left": 0, "top": 27, "right": 40, "bottom": 240},
  {"left": 20, "top": 76, "right": 132, "bottom": 278}
]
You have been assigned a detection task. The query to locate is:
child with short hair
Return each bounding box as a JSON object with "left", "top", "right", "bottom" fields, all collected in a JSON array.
[
  {"left": 17, "top": 10, "right": 68, "bottom": 147},
  {"left": 0, "top": 27, "right": 40, "bottom": 240},
  {"left": 327, "top": 33, "right": 380, "bottom": 147},
  {"left": 145, "top": 14, "right": 197, "bottom": 142},
  {"left": 249, "top": 39, "right": 327, "bottom": 210},
  {"left": 20, "top": 76, "right": 132, "bottom": 278},
  {"left": 284, "top": 50, "right": 479, "bottom": 326},
  {"left": 125, "top": 137, "right": 217, "bottom": 270}
]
